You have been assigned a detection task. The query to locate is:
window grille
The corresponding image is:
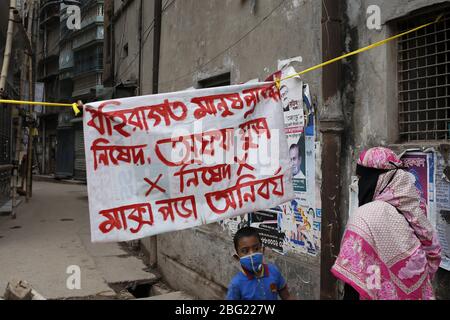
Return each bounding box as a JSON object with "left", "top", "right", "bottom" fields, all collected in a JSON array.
[{"left": 398, "top": 11, "right": 450, "bottom": 141}]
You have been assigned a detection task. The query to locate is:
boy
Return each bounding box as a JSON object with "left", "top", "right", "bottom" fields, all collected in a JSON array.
[{"left": 227, "top": 227, "right": 294, "bottom": 300}]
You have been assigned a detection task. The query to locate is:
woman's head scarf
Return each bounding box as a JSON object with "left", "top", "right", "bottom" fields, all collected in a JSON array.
[
  {"left": 356, "top": 147, "right": 403, "bottom": 207},
  {"left": 331, "top": 147, "right": 441, "bottom": 300}
]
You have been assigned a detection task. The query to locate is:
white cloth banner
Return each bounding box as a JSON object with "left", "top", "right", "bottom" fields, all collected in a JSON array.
[{"left": 84, "top": 82, "right": 295, "bottom": 243}]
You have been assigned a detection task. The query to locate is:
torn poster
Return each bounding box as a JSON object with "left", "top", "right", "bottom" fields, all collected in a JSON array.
[
  {"left": 348, "top": 176, "right": 359, "bottom": 219},
  {"left": 268, "top": 66, "right": 320, "bottom": 256},
  {"left": 249, "top": 210, "right": 285, "bottom": 253},
  {"left": 83, "top": 82, "right": 295, "bottom": 242}
]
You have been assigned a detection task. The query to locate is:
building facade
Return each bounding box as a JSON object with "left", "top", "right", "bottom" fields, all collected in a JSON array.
[
  {"left": 37, "top": 0, "right": 105, "bottom": 180},
  {"left": 104, "top": 0, "right": 450, "bottom": 299},
  {"left": 0, "top": 0, "right": 33, "bottom": 211},
  {"left": 37, "top": 0, "right": 64, "bottom": 177}
]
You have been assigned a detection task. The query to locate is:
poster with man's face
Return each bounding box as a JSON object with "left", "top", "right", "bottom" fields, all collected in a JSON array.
[
  {"left": 254, "top": 66, "right": 320, "bottom": 257},
  {"left": 282, "top": 80, "right": 306, "bottom": 193},
  {"left": 289, "top": 137, "right": 306, "bottom": 192},
  {"left": 286, "top": 135, "right": 306, "bottom": 193}
]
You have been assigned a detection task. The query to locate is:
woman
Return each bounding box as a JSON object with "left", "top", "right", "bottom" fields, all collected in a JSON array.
[{"left": 332, "top": 147, "right": 441, "bottom": 300}]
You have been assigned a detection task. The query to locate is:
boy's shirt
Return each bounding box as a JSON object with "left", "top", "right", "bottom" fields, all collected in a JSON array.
[{"left": 226, "top": 263, "right": 287, "bottom": 300}]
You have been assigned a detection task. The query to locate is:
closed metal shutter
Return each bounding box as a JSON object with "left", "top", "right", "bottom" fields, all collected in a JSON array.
[
  {"left": 55, "top": 128, "right": 74, "bottom": 178},
  {"left": 74, "top": 125, "right": 86, "bottom": 181}
]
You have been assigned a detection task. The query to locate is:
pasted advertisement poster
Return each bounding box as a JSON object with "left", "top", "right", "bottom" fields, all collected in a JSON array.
[
  {"left": 282, "top": 74, "right": 306, "bottom": 193},
  {"left": 400, "top": 151, "right": 438, "bottom": 225},
  {"left": 348, "top": 176, "right": 359, "bottom": 219},
  {"left": 249, "top": 210, "right": 285, "bottom": 254},
  {"left": 277, "top": 66, "right": 321, "bottom": 256},
  {"left": 401, "top": 152, "right": 430, "bottom": 210},
  {"left": 220, "top": 214, "right": 249, "bottom": 239},
  {"left": 434, "top": 153, "right": 450, "bottom": 271},
  {"left": 220, "top": 66, "right": 321, "bottom": 257},
  {"left": 350, "top": 151, "right": 434, "bottom": 220}
]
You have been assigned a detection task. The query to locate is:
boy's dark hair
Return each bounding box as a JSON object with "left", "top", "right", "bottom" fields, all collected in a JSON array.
[{"left": 233, "top": 227, "right": 262, "bottom": 251}]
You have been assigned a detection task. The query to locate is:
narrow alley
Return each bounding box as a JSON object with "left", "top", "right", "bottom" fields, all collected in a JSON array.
[{"left": 0, "top": 180, "right": 160, "bottom": 299}]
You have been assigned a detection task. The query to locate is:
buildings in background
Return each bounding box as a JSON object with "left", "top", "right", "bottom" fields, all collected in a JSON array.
[
  {"left": 0, "top": 0, "right": 33, "bottom": 211},
  {"left": 37, "top": 0, "right": 105, "bottom": 180}
]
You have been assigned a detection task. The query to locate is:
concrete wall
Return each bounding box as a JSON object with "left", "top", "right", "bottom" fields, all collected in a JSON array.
[
  {"left": 113, "top": 0, "right": 141, "bottom": 87},
  {"left": 112, "top": 0, "right": 155, "bottom": 94},
  {"left": 147, "top": 0, "right": 323, "bottom": 300},
  {"left": 140, "top": 0, "right": 155, "bottom": 94},
  {"left": 157, "top": 0, "right": 322, "bottom": 93}
]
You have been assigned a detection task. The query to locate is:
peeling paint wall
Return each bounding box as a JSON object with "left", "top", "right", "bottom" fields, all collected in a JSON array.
[{"left": 157, "top": 0, "right": 322, "bottom": 93}]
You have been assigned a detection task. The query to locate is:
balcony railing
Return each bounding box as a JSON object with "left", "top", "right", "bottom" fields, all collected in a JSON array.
[
  {"left": 72, "top": 25, "right": 104, "bottom": 50},
  {"left": 73, "top": 46, "right": 103, "bottom": 76}
]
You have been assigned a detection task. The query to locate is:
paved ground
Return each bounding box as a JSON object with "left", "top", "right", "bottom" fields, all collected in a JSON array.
[{"left": 0, "top": 181, "right": 157, "bottom": 299}]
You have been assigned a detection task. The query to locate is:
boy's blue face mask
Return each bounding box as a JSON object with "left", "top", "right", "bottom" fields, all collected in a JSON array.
[{"left": 240, "top": 252, "right": 263, "bottom": 274}]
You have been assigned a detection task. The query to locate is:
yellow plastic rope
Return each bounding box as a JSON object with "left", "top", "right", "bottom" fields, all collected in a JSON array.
[
  {"left": 0, "top": 99, "right": 80, "bottom": 115},
  {"left": 275, "top": 14, "right": 443, "bottom": 89},
  {"left": 0, "top": 15, "right": 444, "bottom": 114}
]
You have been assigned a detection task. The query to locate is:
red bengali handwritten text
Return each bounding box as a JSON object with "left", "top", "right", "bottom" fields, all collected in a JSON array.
[
  {"left": 155, "top": 118, "right": 271, "bottom": 167},
  {"left": 155, "top": 195, "right": 198, "bottom": 222},
  {"left": 191, "top": 93, "right": 244, "bottom": 120},
  {"left": 238, "top": 118, "right": 271, "bottom": 150},
  {"left": 204, "top": 168, "right": 284, "bottom": 215},
  {"left": 191, "top": 84, "right": 280, "bottom": 120},
  {"left": 91, "top": 138, "right": 147, "bottom": 171},
  {"left": 174, "top": 164, "right": 232, "bottom": 193},
  {"left": 155, "top": 127, "right": 235, "bottom": 167},
  {"left": 99, "top": 203, "right": 153, "bottom": 234},
  {"left": 241, "top": 84, "right": 280, "bottom": 118},
  {"left": 86, "top": 99, "right": 188, "bottom": 138}
]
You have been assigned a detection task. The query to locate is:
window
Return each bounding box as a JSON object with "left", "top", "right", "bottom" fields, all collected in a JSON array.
[
  {"left": 124, "top": 43, "right": 129, "bottom": 58},
  {"left": 198, "top": 72, "right": 231, "bottom": 88},
  {"left": 398, "top": 10, "right": 450, "bottom": 141},
  {"left": 97, "top": 73, "right": 103, "bottom": 86},
  {"left": 74, "top": 46, "right": 103, "bottom": 75},
  {"left": 97, "top": 4, "right": 104, "bottom": 17}
]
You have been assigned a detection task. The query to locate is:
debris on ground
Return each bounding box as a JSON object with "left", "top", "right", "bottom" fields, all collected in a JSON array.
[{"left": 4, "top": 279, "right": 46, "bottom": 300}]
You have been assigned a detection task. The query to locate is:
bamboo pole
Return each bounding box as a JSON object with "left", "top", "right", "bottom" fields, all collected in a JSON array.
[{"left": 0, "top": 0, "right": 17, "bottom": 93}]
